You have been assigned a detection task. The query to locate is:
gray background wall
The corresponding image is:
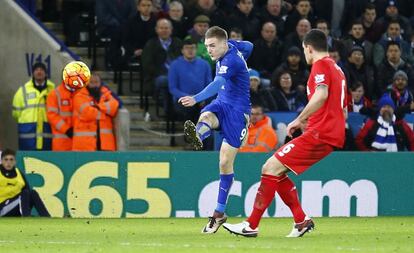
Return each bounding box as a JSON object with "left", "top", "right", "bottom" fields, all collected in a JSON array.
[{"left": 0, "top": 0, "right": 74, "bottom": 149}]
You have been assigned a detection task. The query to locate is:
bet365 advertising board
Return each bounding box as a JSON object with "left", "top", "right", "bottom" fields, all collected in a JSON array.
[{"left": 17, "top": 152, "right": 414, "bottom": 218}]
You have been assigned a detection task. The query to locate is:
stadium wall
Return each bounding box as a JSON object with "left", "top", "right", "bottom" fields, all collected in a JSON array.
[
  {"left": 0, "top": 0, "right": 74, "bottom": 149},
  {"left": 17, "top": 151, "right": 414, "bottom": 218}
]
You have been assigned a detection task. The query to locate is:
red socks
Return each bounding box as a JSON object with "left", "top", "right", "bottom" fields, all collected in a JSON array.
[
  {"left": 247, "top": 174, "right": 279, "bottom": 229},
  {"left": 247, "top": 174, "right": 306, "bottom": 229},
  {"left": 276, "top": 176, "right": 306, "bottom": 224}
]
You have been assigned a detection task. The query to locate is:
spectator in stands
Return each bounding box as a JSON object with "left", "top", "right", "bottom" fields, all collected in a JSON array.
[
  {"left": 122, "top": 0, "right": 156, "bottom": 62},
  {"left": 376, "top": 41, "right": 414, "bottom": 97},
  {"left": 142, "top": 18, "right": 182, "bottom": 116},
  {"left": 249, "top": 69, "right": 277, "bottom": 111},
  {"left": 355, "top": 94, "right": 414, "bottom": 151},
  {"left": 328, "top": 46, "right": 346, "bottom": 69},
  {"left": 284, "top": 0, "right": 315, "bottom": 35},
  {"left": 46, "top": 79, "right": 76, "bottom": 151},
  {"left": 227, "top": 0, "right": 261, "bottom": 42},
  {"left": 373, "top": 20, "right": 414, "bottom": 67},
  {"left": 229, "top": 27, "right": 243, "bottom": 40},
  {"left": 0, "top": 149, "right": 50, "bottom": 217},
  {"left": 342, "top": 20, "right": 374, "bottom": 65},
  {"left": 168, "top": 1, "right": 190, "bottom": 39},
  {"left": 270, "top": 70, "right": 306, "bottom": 112},
  {"left": 315, "top": 19, "right": 347, "bottom": 60},
  {"left": 259, "top": 0, "right": 286, "bottom": 38},
  {"left": 376, "top": 0, "right": 412, "bottom": 41},
  {"left": 96, "top": 0, "right": 136, "bottom": 69},
  {"left": 168, "top": 38, "right": 212, "bottom": 123},
  {"left": 387, "top": 70, "right": 414, "bottom": 118},
  {"left": 347, "top": 81, "right": 373, "bottom": 113},
  {"left": 317, "top": 0, "right": 371, "bottom": 38},
  {"left": 248, "top": 22, "right": 283, "bottom": 81},
  {"left": 72, "top": 73, "right": 119, "bottom": 151},
  {"left": 282, "top": 18, "right": 311, "bottom": 60},
  {"left": 186, "top": 15, "right": 213, "bottom": 67},
  {"left": 411, "top": 33, "right": 414, "bottom": 56},
  {"left": 357, "top": 3, "right": 383, "bottom": 44},
  {"left": 239, "top": 105, "right": 278, "bottom": 152},
  {"left": 272, "top": 46, "right": 309, "bottom": 93},
  {"left": 187, "top": 0, "right": 226, "bottom": 28},
  {"left": 12, "top": 63, "right": 55, "bottom": 151},
  {"left": 343, "top": 46, "right": 375, "bottom": 100}
]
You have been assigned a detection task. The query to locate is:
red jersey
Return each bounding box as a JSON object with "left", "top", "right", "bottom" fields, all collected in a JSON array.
[{"left": 306, "top": 56, "right": 346, "bottom": 147}]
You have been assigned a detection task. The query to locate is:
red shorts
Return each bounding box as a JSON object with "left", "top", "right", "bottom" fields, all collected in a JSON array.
[{"left": 274, "top": 131, "right": 334, "bottom": 175}]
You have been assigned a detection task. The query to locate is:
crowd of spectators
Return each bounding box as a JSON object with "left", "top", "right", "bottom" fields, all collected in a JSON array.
[
  {"left": 18, "top": 0, "right": 414, "bottom": 152},
  {"left": 96, "top": 0, "right": 414, "bottom": 149}
]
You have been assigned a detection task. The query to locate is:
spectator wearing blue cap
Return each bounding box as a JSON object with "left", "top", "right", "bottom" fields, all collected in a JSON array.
[
  {"left": 249, "top": 69, "right": 277, "bottom": 111},
  {"left": 376, "top": 0, "right": 412, "bottom": 41},
  {"left": 355, "top": 94, "right": 414, "bottom": 151}
]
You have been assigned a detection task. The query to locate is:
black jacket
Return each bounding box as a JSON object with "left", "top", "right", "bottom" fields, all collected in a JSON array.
[
  {"left": 122, "top": 13, "right": 157, "bottom": 58},
  {"left": 248, "top": 38, "right": 283, "bottom": 79},
  {"left": 142, "top": 37, "right": 183, "bottom": 92}
]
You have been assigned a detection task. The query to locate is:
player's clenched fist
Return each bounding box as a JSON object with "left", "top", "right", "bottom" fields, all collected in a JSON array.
[{"left": 179, "top": 96, "right": 196, "bottom": 107}]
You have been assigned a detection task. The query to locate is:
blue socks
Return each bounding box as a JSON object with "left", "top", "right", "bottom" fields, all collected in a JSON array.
[
  {"left": 196, "top": 122, "right": 212, "bottom": 141},
  {"left": 215, "top": 173, "right": 234, "bottom": 214}
]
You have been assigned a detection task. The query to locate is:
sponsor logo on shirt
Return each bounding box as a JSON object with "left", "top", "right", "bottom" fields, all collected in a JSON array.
[
  {"left": 218, "top": 65, "right": 228, "bottom": 74},
  {"left": 315, "top": 74, "right": 325, "bottom": 84}
]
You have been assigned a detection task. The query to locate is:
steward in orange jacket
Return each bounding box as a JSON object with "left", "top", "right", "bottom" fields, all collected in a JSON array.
[
  {"left": 46, "top": 82, "right": 75, "bottom": 151},
  {"left": 72, "top": 75, "right": 119, "bottom": 151},
  {"left": 240, "top": 105, "right": 278, "bottom": 152}
]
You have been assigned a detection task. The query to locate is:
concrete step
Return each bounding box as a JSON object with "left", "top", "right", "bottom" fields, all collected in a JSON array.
[
  {"left": 130, "top": 131, "right": 174, "bottom": 147},
  {"left": 130, "top": 120, "right": 184, "bottom": 131},
  {"left": 128, "top": 145, "right": 186, "bottom": 151},
  {"left": 68, "top": 46, "right": 106, "bottom": 57}
]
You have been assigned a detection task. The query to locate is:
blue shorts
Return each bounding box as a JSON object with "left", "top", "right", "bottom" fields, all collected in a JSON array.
[{"left": 201, "top": 100, "right": 249, "bottom": 148}]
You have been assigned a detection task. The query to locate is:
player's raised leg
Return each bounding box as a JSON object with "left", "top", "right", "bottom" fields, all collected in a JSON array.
[
  {"left": 202, "top": 142, "right": 238, "bottom": 233},
  {"left": 184, "top": 112, "right": 218, "bottom": 151}
]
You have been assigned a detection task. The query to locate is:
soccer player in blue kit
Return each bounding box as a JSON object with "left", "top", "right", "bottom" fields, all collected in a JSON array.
[{"left": 179, "top": 26, "right": 253, "bottom": 233}]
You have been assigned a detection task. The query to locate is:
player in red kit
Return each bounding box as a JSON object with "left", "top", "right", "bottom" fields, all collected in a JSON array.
[{"left": 223, "top": 29, "right": 347, "bottom": 238}]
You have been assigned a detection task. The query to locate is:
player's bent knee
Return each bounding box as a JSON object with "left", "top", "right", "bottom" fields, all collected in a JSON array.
[
  {"left": 262, "top": 156, "right": 287, "bottom": 176},
  {"left": 199, "top": 112, "right": 212, "bottom": 122}
]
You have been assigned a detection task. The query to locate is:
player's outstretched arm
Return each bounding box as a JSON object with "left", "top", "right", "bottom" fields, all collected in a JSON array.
[
  {"left": 228, "top": 40, "right": 253, "bottom": 60},
  {"left": 286, "top": 85, "right": 328, "bottom": 137},
  {"left": 179, "top": 76, "right": 226, "bottom": 107}
]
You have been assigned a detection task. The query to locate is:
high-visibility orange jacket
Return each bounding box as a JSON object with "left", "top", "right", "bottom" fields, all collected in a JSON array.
[
  {"left": 239, "top": 116, "right": 278, "bottom": 152},
  {"left": 72, "top": 86, "right": 119, "bottom": 151},
  {"left": 46, "top": 82, "right": 74, "bottom": 151}
]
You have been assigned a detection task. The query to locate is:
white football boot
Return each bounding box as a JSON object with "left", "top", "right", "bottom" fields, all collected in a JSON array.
[
  {"left": 201, "top": 215, "right": 228, "bottom": 234},
  {"left": 222, "top": 221, "right": 259, "bottom": 237},
  {"left": 286, "top": 216, "right": 315, "bottom": 238}
]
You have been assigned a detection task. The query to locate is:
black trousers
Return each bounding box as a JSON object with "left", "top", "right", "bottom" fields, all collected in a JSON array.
[{"left": 0, "top": 189, "right": 50, "bottom": 217}]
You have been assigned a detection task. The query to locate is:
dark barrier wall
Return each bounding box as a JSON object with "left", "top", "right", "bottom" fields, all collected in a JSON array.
[{"left": 17, "top": 152, "right": 414, "bottom": 217}]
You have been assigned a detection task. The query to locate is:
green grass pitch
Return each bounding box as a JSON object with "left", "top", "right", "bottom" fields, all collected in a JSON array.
[{"left": 0, "top": 217, "right": 413, "bottom": 253}]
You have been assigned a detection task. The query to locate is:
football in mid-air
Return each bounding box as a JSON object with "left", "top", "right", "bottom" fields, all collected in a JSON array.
[{"left": 62, "top": 61, "right": 91, "bottom": 90}]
